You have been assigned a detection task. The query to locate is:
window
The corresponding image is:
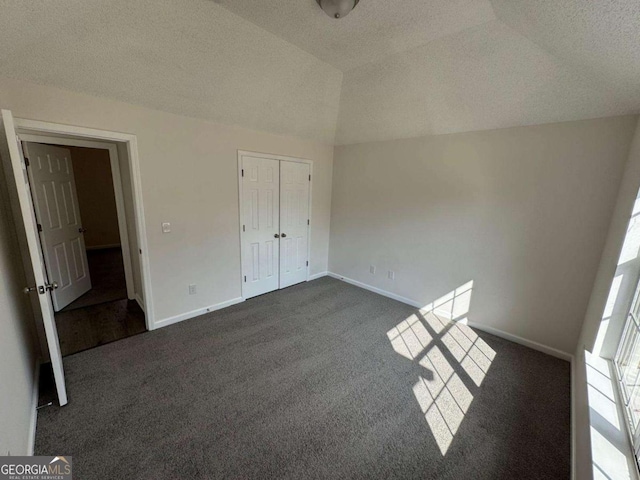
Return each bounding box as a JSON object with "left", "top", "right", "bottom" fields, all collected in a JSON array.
[{"left": 614, "top": 279, "right": 640, "bottom": 459}]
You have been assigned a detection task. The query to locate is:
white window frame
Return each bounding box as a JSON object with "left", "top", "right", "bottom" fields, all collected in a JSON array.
[{"left": 614, "top": 281, "right": 640, "bottom": 463}]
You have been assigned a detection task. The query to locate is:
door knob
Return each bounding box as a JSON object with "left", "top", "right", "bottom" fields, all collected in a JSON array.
[
  {"left": 281, "top": 233, "right": 287, "bottom": 238},
  {"left": 274, "top": 233, "right": 280, "bottom": 238},
  {"left": 78, "top": 227, "right": 87, "bottom": 233},
  {"left": 23, "top": 282, "right": 57, "bottom": 294}
]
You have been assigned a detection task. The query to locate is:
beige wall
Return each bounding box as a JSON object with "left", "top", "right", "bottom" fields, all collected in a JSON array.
[
  {"left": 0, "top": 77, "right": 334, "bottom": 324},
  {"left": 0, "top": 142, "right": 37, "bottom": 455},
  {"left": 330, "top": 115, "right": 639, "bottom": 354},
  {"left": 69, "top": 146, "right": 121, "bottom": 249}
]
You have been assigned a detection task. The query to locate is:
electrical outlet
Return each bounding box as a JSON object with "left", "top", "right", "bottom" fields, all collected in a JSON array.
[
  {"left": 388, "top": 270, "right": 395, "bottom": 280},
  {"left": 369, "top": 265, "right": 376, "bottom": 274},
  {"left": 189, "top": 284, "right": 197, "bottom": 295}
]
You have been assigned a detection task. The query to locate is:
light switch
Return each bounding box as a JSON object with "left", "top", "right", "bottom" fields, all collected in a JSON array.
[{"left": 162, "top": 222, "right": 171, "bottom": 233}]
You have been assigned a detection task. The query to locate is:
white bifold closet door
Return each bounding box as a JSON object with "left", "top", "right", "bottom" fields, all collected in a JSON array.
[{"left": 241, "top": 154, "right": 310, "bottom": 299}]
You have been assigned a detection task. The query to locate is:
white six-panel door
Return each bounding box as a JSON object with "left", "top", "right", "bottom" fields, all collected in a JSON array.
[
  {"left": 241, "top": 156, "right": 281, "bottom": 298},
  {"left": 279, "top": 161, "right": 310, "bottom": 289},
  {"left": 240, "top": 153, "right": 311, "bottom": 299},
  {"left": 23, "top": 142, "right": 92, "bottom": 311},
  {"left": 0, "top": 109, "right": 68, "bottom": 405}
]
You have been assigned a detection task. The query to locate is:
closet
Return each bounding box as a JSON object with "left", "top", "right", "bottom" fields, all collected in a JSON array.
[{"left": 239, "top": 152, "right": 311, "bottom": 299}]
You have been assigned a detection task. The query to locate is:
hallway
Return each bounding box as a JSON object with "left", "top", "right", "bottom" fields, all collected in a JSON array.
[{"left": 55, "top": 248, "right": 145, "bottom": 356}]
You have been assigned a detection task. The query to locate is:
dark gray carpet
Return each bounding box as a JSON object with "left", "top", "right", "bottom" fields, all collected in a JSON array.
[{"left": 35, "top": 277, "right": 570, "bottom": 479}]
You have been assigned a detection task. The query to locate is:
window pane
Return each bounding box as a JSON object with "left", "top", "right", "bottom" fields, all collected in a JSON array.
[
  {"left": 619, "top": 213, "right": 640, "bottom": 265},
  {"left": 628, "top": 380, "right": 640, "bottom": 430},
  {"left": 616, "top": 318, "right": 640, "bottom": 428}
]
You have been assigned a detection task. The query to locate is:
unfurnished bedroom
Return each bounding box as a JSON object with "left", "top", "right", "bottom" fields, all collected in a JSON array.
[{"left": 0, "top": 1, "right": 639, "bottom": 479}]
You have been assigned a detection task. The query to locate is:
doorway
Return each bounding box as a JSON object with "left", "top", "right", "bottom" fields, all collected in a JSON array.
[
  {"left": 238, "top": 151, "right": 312, "bottom": 299},
  {"left": 20, "top": 139, "right": 146, "bottom": 356},
  {"left": 0, "top": 110, "right": 154, "bottom": 406}
]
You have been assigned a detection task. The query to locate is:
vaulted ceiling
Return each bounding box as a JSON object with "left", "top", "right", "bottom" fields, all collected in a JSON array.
[{"left": 0, "top": 0, "right": 638, "bottom": 145}]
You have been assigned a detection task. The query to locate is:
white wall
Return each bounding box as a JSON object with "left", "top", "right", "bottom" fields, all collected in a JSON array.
[
  {"left": 0, "top": 143, "right": 38, "bottom": 455},
  {"left": 0, "top": 76, "right": 334, "bottom": 325},
  {"left": 581, "top": 119, "right": 640, "bottom": 353},
  {"left": 572, "top": 118, "right": 640, "bottom": 480},
  {"left": 330, "top": 115, "right": 639, "bottom": 354}
]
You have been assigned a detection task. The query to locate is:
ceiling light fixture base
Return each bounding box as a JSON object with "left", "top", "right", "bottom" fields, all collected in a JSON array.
[{"left": 316, "top": 0, "right": 360, "bottom": 19}]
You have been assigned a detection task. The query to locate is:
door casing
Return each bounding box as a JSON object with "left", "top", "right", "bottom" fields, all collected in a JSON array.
[
  {"left": 13, "top": 117, "right": 154, "bottom": 330},
  {"left": 237, "top": 150, "right": 312, "bottom": 300}
]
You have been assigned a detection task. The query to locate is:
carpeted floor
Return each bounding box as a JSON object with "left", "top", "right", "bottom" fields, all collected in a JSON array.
[
  {"left": 35, "top": 277, "right": 570, "bottom": 479},
  {"left": 60, "top": 248, "right": 127, "bottom": 312}
]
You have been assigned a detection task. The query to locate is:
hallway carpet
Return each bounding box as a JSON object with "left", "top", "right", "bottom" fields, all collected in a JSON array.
[{"left": 35, "top": 277, "right": 570, "bottom": 479}]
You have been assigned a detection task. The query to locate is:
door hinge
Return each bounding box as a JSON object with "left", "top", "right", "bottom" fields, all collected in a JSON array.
[
  {"left": 309, "top": 174, "right": 311, "bottom": 181},
  {"left": 24, "top": 157, "right": 30, "bottom": 167},
  {"left": 242, "top": 169, "right": 244, "bottom": 177},
  {"left": 37, "top": 223, "right": 42, "bottom": 232},
  {"left": 244, "top": 275, "right": 247, "bottom": 282},
  {"left": 243, "top": 225, "right": 245, "bottom": 232},
  {"left": 307, "top": 219, "right": 310, "bottom": 226},
  {"left": 306, "top": 261, "right": 309, "bottom": 267}
]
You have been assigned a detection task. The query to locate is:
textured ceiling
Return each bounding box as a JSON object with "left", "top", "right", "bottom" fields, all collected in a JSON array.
[
  {"left": 219, "top": 0, "right": 640, "bottom": 144},
  {"left": 215, "top": 0, "right": 496, "bottom": 72},
  {"left": 0, "top": 0, "right": 638, "bottom": 145},
  {"left": 0, "top": 0, "right": 343, "bottom": 144},
  {"left": 492, "top": 0, "right": 640, "bottom": 99},
  {"left": 336, "top": 19, "right": 640, "bottom": 144}
]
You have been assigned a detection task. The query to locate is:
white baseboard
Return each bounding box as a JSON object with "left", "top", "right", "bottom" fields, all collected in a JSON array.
[
  {"left": 327, "top": 271, "right": 423, "bottom": 308},
  {"left": 327, "top": 271, "right": 573, "bottom": 362},
  {"left": 154, "top": 297, "right": 244, "bottom": 329},
  {"left": 135, "top": 294, "right": 145, "bottom": 312},
  {"left": 465, "top": 321, "right": 573, "bottom": 362},
  {"left": 85, "top": 243, "right": 121, "bottom": 251},
  {"left": 309, "top": 271, "right": 328, "bottom": 281},
  {"left": 28, "top": 360, "right": 40, "bottom": 456}
]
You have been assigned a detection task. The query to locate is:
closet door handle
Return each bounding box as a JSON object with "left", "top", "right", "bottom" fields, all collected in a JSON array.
[
  {"left": 281, "top": 233, "right": 287, "bottom": 238},
  {"left": 274, "top": 234, "right": 280, "bottom": 238}
]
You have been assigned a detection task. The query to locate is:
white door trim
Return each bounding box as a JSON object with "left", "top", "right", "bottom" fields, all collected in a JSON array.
[
  {"left": 19, "top": 134, "right": 135, "bottom": 301},
  {"left": 14, "top": 118, "right": 155, "bottom": 330},
  {"left": 237, "top": 150, "right": 313, "bottom": 301}
]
